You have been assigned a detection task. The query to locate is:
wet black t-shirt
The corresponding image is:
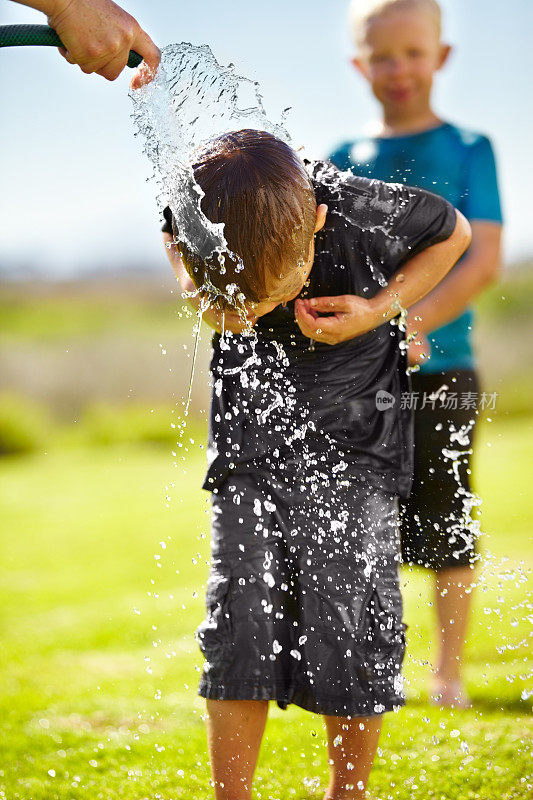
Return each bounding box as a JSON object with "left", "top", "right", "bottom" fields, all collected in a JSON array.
[{"left": 163, "top": 161, "right": 456, "bottom": 497}]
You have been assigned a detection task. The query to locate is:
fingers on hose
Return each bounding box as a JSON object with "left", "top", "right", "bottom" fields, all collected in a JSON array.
[
  {"left": 58, "top": 47, "right": 76, "bottom": 64},
  {"left": 133, "top": 28, "right": 161, "bottom": 74},
  {"left": 76, "top": 49, "right": 121, "bottom": 75},
  {"left": 96, "top": 50, "right": 131, "bottom": 81},
  {"left": 93, "top": 25, "right": 143, "bottom": 80},
  {"left": 75, "top": 28, "right": 135, "bottom": 76}
]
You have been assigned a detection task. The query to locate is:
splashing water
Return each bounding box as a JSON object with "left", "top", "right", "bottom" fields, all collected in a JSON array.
[
  {"left": 125, "top": 45, "right": 533, "bottom": 790},
  {"left": 130, "top": 42, "right": 291, "bottom": 266},
  {"left": 130, "top": 42, "right": 294, "bottom": 418},
  {"left": 441, "top": 419, "right": 483, "bottom": 562}
]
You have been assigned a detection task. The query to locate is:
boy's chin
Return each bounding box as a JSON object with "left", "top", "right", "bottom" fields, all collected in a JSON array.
[
  {"left": 380, "top": 87, "right": 427, "bottom": 112},
  {"left": 384, "top": 88, "right": 414, "bottom": 104}
]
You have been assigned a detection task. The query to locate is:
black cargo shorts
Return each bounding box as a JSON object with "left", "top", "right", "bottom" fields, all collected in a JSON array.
[
  {"left": 400, "top": 369, "right": 481, "bottom": 571},
  {"left": 196, "top": 457, "right": 407, "bottom": 717}
]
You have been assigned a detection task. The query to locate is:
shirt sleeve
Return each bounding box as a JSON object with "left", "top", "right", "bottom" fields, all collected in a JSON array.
[
  {"left": 354, "top": 178, "right": 458, "bottom": 281},
  {"left": 327, "top": 142, "right": 353, "bottom": 173},
  {"left": 161, "top": 205, "right": 174, "bottom": 234},
  {"left": 462, "top": 136, "right": 503, "bottom": 223}
]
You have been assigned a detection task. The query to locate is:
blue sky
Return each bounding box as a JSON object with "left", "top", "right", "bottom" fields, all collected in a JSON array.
[{"left": 1, "top": 0, "right": 532, "bottom": 277}]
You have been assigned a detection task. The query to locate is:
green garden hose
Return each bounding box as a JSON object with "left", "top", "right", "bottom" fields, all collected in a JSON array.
[{"left": 0, "top": 24, "right": 142, "bottom": 68}]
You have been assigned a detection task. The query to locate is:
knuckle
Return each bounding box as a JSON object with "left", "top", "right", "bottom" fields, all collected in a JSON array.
[
  {"left": 121, "top": 21, "right": 138, "bottom": 47},
  {"left": 122, "top": 24, "right": 137, "bottom": 46},
  {"left": 109, "top": 32, "right": 130, "bottom": 55},
  {"left": 109, "top": 37, "right": 123, "bottom": 54},
  {"left": 126, "top": 18, "right": 139, "bottom": 36},
  {"left": 85, "top": 42, "right": 104, "bottom": 61}
]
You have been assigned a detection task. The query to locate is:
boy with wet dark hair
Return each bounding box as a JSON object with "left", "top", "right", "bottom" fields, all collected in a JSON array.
[
  {"left": 175, "top": 130, "right": 318, "bottom": 307},
  {"left": 162, "top": 128, "right": 470, "bottom": 799}
]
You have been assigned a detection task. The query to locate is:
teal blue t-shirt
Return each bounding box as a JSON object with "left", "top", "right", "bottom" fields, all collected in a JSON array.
[{"left": 328, "top": 122, "right": 503, "bottom": 374}]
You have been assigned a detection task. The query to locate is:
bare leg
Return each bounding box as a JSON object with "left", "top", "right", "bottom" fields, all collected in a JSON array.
[
  {"left": 432, "top": 566, "right": 475, "bottom": 707},
  {"left": 205, "top": 699, "right": 269, "bottom": 800},
  {"left": 322, "top": 714, "right": 382, "bottom": 800}
]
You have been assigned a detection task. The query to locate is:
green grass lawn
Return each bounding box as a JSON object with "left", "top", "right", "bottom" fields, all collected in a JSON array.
[
  {"left": 0, "top": 286, "right": 190, "bottom": 344},
  {"left": 0, "top": 417, "right": 531, "bottom": 800}
]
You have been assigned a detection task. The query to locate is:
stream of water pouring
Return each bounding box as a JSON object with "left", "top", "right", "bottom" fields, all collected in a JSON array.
[
  {"left": 130, "top": 42, "right": 294, "bottom": 418},
  {"left": 131, "top": 42, "right": 292, "bottom": 263}
]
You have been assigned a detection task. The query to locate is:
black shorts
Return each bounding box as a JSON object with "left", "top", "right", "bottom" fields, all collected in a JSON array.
[
  {"left": 400, "top": 369, "right": 481, "bottom": 571},
  {"left": 196, "top": 456, "right": 406, "bottom": 717}
]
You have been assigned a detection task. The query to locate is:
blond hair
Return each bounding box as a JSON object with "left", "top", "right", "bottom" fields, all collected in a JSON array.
[{"left": 349, "top": 0, "right": 442, "bottom": 46}]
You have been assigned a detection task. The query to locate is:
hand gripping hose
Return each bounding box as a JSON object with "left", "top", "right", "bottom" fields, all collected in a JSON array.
[{"left": 0, "top": 24, "right": 142, "bottom": 68}]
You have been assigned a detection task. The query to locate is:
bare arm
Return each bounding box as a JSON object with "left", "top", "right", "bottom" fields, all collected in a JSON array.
[
  {"left": 13, "top": 0, "right": 160, "bottom": 81},
  {"left": 295, "top": 210, "right": 472, "bottom": 345},
  {"left": 162, "top": 232, "right": 253, "bottom": 334},
  {"left": 163, "top": 231, "right": 198, "bottom": 298},
  {"left": 406, "top": 221, "right": 502, "bottom": 334}
]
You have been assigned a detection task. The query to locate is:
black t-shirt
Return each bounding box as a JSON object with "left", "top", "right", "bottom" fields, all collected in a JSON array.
[{"left": 163, "top": 161, "right": 456, "bottom": 497}]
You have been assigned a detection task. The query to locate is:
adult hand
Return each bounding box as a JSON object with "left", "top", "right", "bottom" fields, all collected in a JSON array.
[
  {"left": 294, "top": 295, "right": 381, "bottom": 345},
  {"left": 45, "top": 0, "right": 160, "bottom": 81}
]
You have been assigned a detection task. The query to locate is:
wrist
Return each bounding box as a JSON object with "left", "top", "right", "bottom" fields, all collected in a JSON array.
[
  {"left": 368, "top": 291, "right": 394, "bottom": 327},
  {"left": 47, "top": 0, "right": 76, "bottom": 25},
  {"left": 16, "top": 0, "right": 59, "bottom": 12}
]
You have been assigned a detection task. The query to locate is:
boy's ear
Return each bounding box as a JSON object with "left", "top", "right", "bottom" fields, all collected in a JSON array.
[
  {"left": 350, "top": 56, "right": 370, "bottom": 80},
  {"left": 314, "top": 204, "right": 328, "bottom": 233},
  {"left": 437, "top": 43, "right": 453, "bottom": 71}
]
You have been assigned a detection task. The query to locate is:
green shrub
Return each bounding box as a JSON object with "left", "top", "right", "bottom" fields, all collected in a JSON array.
[
  {"left": 476, "top": 264, "right": 533, "bottom": 322},
  {"left": 0, "top": 393, "right": 52, "bottom": 456},
  {"left": 492, "top": 379, "right": 533, "bottom": 419}
]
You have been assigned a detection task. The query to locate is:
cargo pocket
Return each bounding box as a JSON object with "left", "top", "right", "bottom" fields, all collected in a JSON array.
[
  {"left": 313, "top": 564, "right": 368, "bottom": 635},
  {"left": 357, "top": 585, "right": 407, "bottom": 687},
  {"left": 195, "top": 572, "right": 233, "bottom": 675}
]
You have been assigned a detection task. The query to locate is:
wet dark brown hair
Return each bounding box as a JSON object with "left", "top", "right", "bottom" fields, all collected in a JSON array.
[{"left": 175, "top": 129, "right": 317, "bottom": 304}]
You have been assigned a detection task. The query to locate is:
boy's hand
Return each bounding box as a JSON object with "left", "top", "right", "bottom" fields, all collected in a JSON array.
[
  {"left": 295, "top": 211, "right": 471, "bottom": 347},
  {"left": 294, "top": 295, "right": 379, "bottom": 345}
]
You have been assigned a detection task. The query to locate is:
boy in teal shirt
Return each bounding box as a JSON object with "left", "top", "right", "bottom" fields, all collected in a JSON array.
[{"left": 328, "top": 0, "right": 503, "bottom": 707}]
